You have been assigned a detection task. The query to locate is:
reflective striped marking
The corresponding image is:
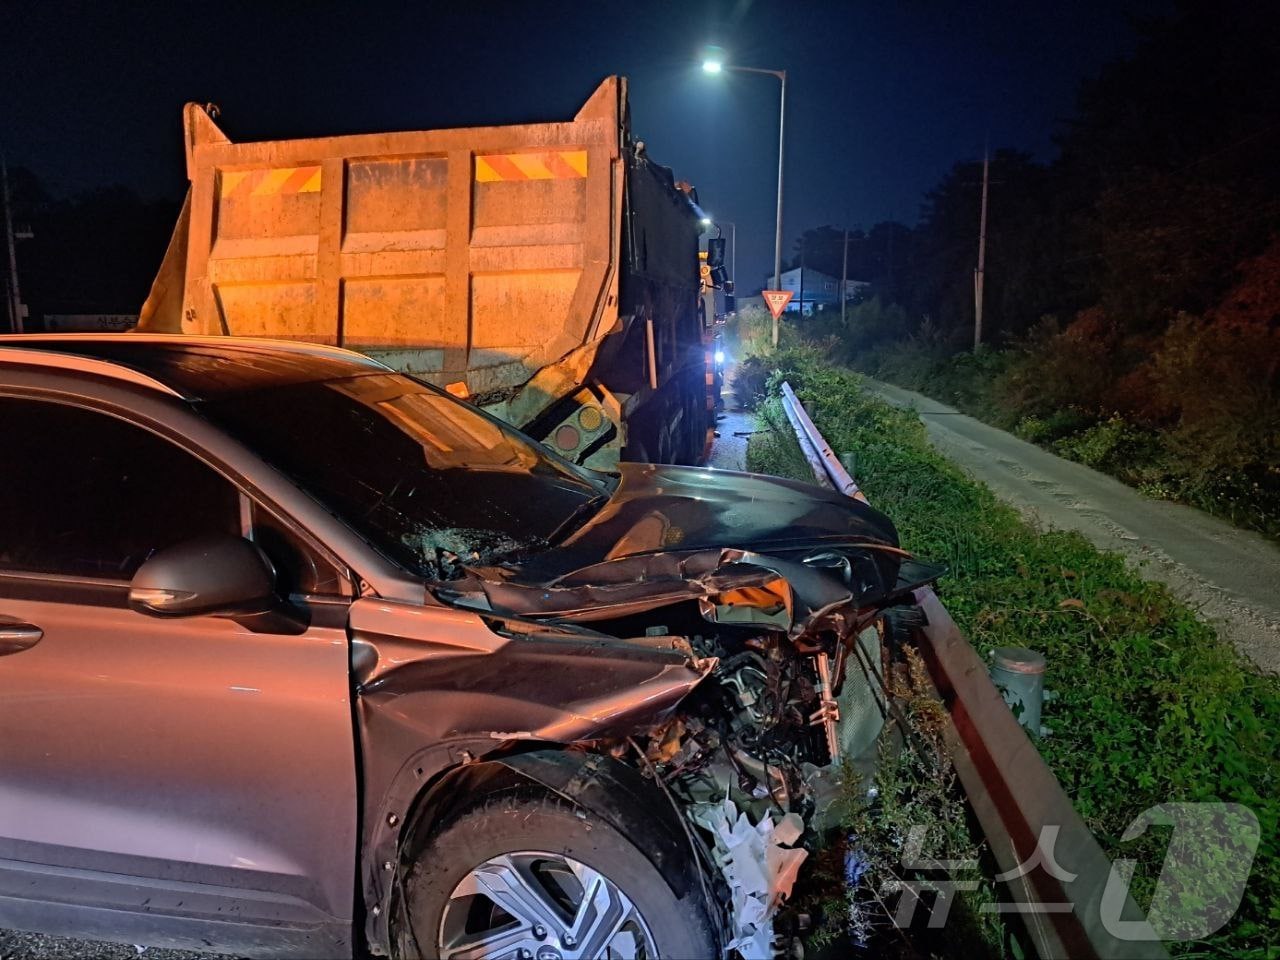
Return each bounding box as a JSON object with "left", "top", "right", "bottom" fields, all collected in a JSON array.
[
  {"left": 475, "top": 150, "right": 588, "bottom": 182},
  {"left": 252, "top": 167, "right": 296, "bottom": 196},
  {"left": 219, "top": 165, "right": 322, "bottom": 199}
]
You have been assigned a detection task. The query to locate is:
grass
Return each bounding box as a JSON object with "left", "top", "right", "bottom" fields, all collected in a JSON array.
[
  {"left": 793, "top": 644, "right": 1009, "bottom": 959},
  {"left": 746, "top": 350, "right": 1280, "bottom": 958}
]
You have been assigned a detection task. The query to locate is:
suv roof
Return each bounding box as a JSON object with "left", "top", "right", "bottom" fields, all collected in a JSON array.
[{"left": 0, "top": 334, "right": 388, "bottom": 400}]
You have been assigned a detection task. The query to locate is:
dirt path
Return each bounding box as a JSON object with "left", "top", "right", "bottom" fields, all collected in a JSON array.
[{"left": 866, "top": 379, "right": 1280, "bottom": 674}]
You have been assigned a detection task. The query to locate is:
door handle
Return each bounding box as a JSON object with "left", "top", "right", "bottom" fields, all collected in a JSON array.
[{"left": 0, "top": 616, "right": 43, "bottom": 655}]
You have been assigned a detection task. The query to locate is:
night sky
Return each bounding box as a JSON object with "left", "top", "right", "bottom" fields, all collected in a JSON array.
[{"left": 2, "top": 0, "right": 1166, "bottom": 288}]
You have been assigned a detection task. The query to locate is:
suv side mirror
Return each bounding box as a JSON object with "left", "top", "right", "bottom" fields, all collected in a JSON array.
[{"left": 129, "top": 535, "right": 278, "bottom": 618}]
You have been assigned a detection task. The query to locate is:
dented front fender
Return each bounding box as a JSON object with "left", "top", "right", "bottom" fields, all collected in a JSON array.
[{"left": 348, "top": 597, "right": 713, "bottom": 952}]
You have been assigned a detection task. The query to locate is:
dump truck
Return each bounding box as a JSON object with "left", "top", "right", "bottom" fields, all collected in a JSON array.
[{"left": 139, "top": 77, "right": 718, "bottom": 468}]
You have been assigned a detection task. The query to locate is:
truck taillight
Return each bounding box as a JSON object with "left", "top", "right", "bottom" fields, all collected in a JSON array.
[{"left": 555, "top": 424, "right": 582, "bottom": 450}]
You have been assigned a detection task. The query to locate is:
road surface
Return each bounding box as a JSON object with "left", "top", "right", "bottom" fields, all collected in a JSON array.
[
  {"left": 708, "top": 359, "right": 755, "bottom": 473},
  {"left": 708, "top": 407, "right": 754, "bottom": 472},
  {"left": 864, "top": 379, "right": 1280, "bottom": 673}
]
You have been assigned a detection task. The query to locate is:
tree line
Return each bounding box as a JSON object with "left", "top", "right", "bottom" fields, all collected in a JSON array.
[
  {"left": 797, "top": 0, "right": 1279, "bottom": 344},
  {"left": 1, "top": 166, "right": 177, "bottom": 327}
]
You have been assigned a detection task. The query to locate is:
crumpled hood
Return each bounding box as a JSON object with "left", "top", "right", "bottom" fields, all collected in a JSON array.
[
  {"left": 512, "top": 462, "right": 901, "bottom": 583},
  {"left": 442, "top": 464, "right": 929, "bottom": 629}
]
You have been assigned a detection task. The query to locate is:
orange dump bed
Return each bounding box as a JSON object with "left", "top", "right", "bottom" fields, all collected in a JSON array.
[{"left": 141, "top": 78, "right": 711, "bottom": 467}]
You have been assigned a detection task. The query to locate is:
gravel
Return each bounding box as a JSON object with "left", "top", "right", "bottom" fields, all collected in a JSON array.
[{"left": 0, "top": 928, "right": 225, "bottom": 960}]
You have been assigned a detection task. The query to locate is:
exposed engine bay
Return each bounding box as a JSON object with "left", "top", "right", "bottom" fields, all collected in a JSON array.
[
  {"left": 637, "top": 618, "right": 881, "bottom": 957},
  {"left": 351, "top": 463, "right": 942, "bottom": 957},
  {"left": 625, "top": 585, "right": 930, "bottom": 955},
  {"left": 434, "top": 540, "right": 940, "bottom": 957}
]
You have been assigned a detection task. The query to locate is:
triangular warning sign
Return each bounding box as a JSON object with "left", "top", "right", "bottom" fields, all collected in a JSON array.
[{"left": 761, "top": 289, "right": 794, "bottom": 320}]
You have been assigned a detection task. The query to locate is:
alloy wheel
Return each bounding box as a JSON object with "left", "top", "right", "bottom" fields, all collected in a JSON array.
[{"left": 437, "top": 851, "right": 658, "bottom": 960}]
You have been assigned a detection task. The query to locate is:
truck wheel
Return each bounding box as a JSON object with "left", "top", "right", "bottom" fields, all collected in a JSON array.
[{"left": 399, "top": 793, "right": 718, "bottom": 959}]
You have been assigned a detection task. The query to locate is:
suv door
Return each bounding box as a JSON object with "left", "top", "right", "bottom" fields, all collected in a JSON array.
[{"left": 0, "top": 397, "right": 358, "bottom": 958}]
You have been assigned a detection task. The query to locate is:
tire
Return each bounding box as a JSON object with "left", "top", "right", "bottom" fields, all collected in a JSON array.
[{"left": 400, "top": 792, "right": 719, "bottom": 959}]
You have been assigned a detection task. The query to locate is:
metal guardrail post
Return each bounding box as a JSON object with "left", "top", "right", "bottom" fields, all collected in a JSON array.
[{"left": 777, "top": 381, "right": 1169, "bottom": 960}]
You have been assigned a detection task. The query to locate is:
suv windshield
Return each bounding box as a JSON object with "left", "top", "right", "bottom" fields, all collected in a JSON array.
[{"left": 199, "top": 372, "right": 607, "bottom": 579}]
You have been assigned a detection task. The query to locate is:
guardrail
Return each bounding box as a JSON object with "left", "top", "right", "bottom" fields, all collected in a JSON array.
[
  {"left": 778, "top": 381, "right": 867, "bottom": 502},
  {"left": 778, "top": 382, "right": 1168, "bottom": 960}
]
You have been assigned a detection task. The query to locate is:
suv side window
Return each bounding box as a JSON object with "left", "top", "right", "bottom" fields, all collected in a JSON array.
[{"left": 0, "top": 399, "right": 240, "bottom": 581}]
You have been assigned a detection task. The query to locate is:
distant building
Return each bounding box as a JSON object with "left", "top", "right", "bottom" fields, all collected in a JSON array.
[{"left": 770, "top": 267, "right": 870, "bottom": 315}]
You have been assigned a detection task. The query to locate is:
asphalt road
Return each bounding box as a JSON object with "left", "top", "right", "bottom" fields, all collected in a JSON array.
[
  {"left": 708, "top": 359, "right": 756, "bottom": 473},
  {"left": 709, "top": 407, "right": 754, "bottom": 472},
  {"left": 865, "top": 379, "right": 1280, "bottom": 674}
]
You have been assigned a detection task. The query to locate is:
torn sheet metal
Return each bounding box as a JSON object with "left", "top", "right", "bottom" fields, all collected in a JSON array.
[
  {"left": 352, "top": 600, "right": 713, "bottom": 746},
  {"left": 455, "top": 547, "right": 865, "bottom": 637}
]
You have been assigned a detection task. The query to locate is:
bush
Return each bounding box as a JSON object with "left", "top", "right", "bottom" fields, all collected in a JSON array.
[
  {"left": 988, "top": 311, "right": 1123, "bottom": 422},
  {"left": 730, "top": 356, "right": 771, "bottom": 411},
  {"left": 728, "top": 306, "right": 823, "bottom": 411},
  {"left": 728, "top": 303, "right": 802, "bottom": 359},
  {"left": 1053, "top": 414, "right": 1163, "bottom": 475},
  {"left": 802, "top": 297, "right": 915, "bottom": 365},
  {"left": 861, "top": 318, "right": 952, "bottom": 386},
  {"left": 1013, "top": 409, "right": 1093, "bottom": 445},
  {"left": 1146, "top": 315, "right": 1280, "bottom": 528}
]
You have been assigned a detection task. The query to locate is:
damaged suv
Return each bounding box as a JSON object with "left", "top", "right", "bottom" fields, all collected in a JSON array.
[{"left": 0, "top": 336, "right": 938, "bottom": 959}]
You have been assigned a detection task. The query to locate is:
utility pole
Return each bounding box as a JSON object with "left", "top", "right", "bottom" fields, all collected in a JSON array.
[
  {"left": 797, "top": 236, "right": 805, "bottom": 319},
  {"left": 973, "top": 144, "right": 989, "bottom": 353},
  {"left": 718, "top": 220, "right": 736, "bottom": 288},
  {"left": 771, "top": 71, "right": 787, "bottom": 345},
  {"left": 840, "top": 226, "right": 849, "bottom": 325},
  {"left": 886, "top": 225, "right": 894, "bottom": 293},
  {"left": 2, "top": 156, "right": 24, "bottom": 334}
]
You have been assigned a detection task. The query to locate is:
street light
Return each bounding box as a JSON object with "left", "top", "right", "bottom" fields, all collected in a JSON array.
[{"left": 701, "top": 47, "right": 787, "bottom": 346}]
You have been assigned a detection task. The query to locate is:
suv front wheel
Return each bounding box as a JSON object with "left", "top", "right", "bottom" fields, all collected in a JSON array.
[{"left": 399, "top": 793, "right": 718, "bottom": 959}]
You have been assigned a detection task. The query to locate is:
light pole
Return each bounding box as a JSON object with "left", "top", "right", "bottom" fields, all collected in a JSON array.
[
  {"left": 702, "top": 51, "right": 786, "bottom": 347},
  {"left": 2, "top": 157, "right": 24, "bottom": 334}
]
